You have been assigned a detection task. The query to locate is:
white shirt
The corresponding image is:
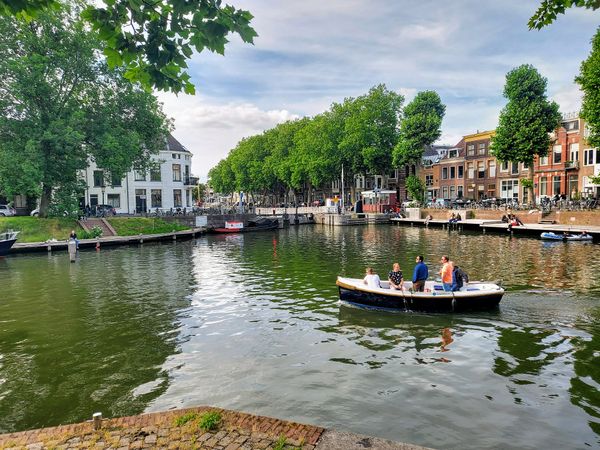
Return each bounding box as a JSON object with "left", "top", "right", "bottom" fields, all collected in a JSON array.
[{"left": 364, "top": 274, "right": 381, "bottom": 288}]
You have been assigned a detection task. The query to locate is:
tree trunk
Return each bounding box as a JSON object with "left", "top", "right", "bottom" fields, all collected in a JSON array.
[
  {"left": 39, "top": 183, "right": 52, "bottom": 218},
  {"left": 529, "top": 161, "right": 536, "bottom": 207}
]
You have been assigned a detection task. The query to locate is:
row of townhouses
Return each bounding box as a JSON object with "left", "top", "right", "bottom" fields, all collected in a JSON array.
[{"left": 7, "top": 134, "right": 197, "bottom": 215}]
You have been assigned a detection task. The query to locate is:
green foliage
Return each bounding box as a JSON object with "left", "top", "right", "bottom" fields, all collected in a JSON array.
[
  {"left": 0, "top": 216, "right": 80, "bottom": 242},
  {"left": 529, "top": 0, "right": 600, "bottom": 29},
  {"left": 174, "top": 412, "right": 199, "bottom": 427},
  {"left": 589, "top": 174, "right": 600, "bottom": 185},
  {"left": 520, "top": 178, "right": 534, "bottom": 190},
  {"left": 393, "top": 91, "right": 445, "bottom": 167},
  {"left": 80, "top": 225, "right": 103, "bottom": 239},
  {"left": 405, "top": 175, "right": 425, "bottom": 203},
  {"left": 492, "top": 65, "right": 560, "bottom": 206},
  {"left": 0, "top": 0, "right": 256, "bottom": 94},
  {"left": 198, "top": 411, "right": 221, "bottom": 432},
  {"left": 108, "top": 217, "right": 189, "bottom": 236},
  {"left": 0, "top": 5, "right": 169, "bottom": 217},
  {"left": 576, "top": 27, "right": 600, "bottom": 149}
]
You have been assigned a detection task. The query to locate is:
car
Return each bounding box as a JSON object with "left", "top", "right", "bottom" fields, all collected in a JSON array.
[
  {"left": 0, "top": 204, "right": 16, "bottom": 216},
  {"left": 30, "top": 208, "right": 39, "bottom": 216}
]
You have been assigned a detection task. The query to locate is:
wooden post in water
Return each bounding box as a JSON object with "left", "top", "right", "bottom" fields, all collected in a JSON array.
[{"left": 68, "top": 240, "right": 77, "bottom": 263}]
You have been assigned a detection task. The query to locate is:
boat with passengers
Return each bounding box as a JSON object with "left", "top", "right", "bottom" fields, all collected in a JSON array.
[
  {"left": 540, "top": 231, "right": 593, "bottom": 242},
  {"left": 336, "top": 277, "right": 504, "bottom": 313},
  {"left": 0, "top": 230, "right": 19, "bottom": 257}
]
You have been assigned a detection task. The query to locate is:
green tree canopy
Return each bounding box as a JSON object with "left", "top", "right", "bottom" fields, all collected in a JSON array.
[
  {"left": 392, "top": 90, "right": 445, "bottom": 167},
  {"left": 0, "top": 0, "right": 256, "bottom": 94},
  {"left": 576, "top": 26, "right": 600, "bottom": 149},
  {"left": 529, "top": 0, "right": 600, "bottom": 29},
  {"left": 0, "top": 4, "right": 169, "bottom": 216},
  {"left": 491, "top": 64, "right": 561, "bottom": 206}
]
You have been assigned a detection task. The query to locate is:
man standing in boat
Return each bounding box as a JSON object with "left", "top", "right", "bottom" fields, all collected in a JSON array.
[
  {"left": 440, "top": 255, "right": 453, "bottom": 291},
  {"left": 412, "top": 255, "right": 429, "bottom": 292}
]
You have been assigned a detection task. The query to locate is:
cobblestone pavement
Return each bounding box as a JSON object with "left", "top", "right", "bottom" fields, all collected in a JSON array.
[{"left": 0, "top": 407, "right": 324, "bottom": 450}]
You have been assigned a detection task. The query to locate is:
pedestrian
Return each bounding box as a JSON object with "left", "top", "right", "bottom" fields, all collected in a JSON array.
[
  {"left": 412, "top": 255, "right": 429, "bottom": 292},
  {"left": 439, "top": 255, "right": 453, "bottom": 292}
]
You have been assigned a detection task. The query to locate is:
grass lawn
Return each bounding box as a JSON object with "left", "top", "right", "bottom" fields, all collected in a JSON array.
[
  {"left": 108, "top": 217, "right": 189, "bottom": 236},
  {"left": 0, "top": 217, "right": 81, "bottom": 243}
]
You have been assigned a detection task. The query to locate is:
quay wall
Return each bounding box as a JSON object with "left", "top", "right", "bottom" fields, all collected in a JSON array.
[{"left": 420, "top": 208, "right": 600, "bottom": 226}]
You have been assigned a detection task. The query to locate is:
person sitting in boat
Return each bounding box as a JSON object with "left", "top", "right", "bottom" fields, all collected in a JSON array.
[
  {"left": 439, "top": 255, "right": 453, "bottom": 292},
  {"left": 451, "top": 265, "right": 468, "bottom": 292},
  {"left": 388, "top": 263, "right": 404, "bottom": 290},
  {"left": 363, "top": 267, "right": 381, "bottom": 288},
  {"left": 581, "top": 230, "right": 591, "bottom": 238},
  {"left": 412, "top": 255, "right": 429, "bottom": 292}
]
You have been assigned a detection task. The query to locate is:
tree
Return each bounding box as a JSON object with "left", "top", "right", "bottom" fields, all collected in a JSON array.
[
  {"left": 529, "top": 0, "right": 600, "bottom": 30},
  {"left": 405, "top": 175, "right": 425, "bottom": 203},
  {"left": 0, "top": 5, "right": 169, "bottom": 217},
  {"left": 393, "top": 91, "right": 445, "bottom": 167},
  {"left": 0, "top": 0, "right": 257, "bottom": 94},
  {"left": 491, "top": 64, "right": 561, "bottom": 206},
  {"left": 576, "top": 27, "right": 600, "bottom": 149}
]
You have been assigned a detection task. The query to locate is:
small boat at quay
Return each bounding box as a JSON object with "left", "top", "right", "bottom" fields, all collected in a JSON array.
[
  {"left": 213, "top": 217, "right": 279, "bottom": 233},
  {"left": 336, "top": 277, "right": 504, "bottom": 313},
  {"left": 0, "top": 230, "right": 19, "bottom": 257},
  {"left": 540, "top": 232, "right": 593, "bottom": 241}
]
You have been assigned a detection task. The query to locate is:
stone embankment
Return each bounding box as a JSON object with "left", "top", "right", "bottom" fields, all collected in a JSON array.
[{"left": 0, "top": 406, "right": 431, "bottom": 450}]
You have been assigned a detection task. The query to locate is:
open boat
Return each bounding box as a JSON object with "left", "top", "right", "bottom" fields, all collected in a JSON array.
[
  {"left": 336, "top": 277, "right": 504, "bottom": 313},
  {"left": 540, "top": 232, "right": 593, "bottom": 241},
  {"left": 213, "top": 217, "right": 279, "bottom": 233},
  {"left": 0, "top": 230, "right": 19, "bottom": 257}
]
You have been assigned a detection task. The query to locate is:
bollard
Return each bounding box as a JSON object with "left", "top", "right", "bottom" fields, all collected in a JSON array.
[
  {"left": 68, "top": 239, "right": 77, "bottom": 263},
  {"left": 93, "top": 412, "right": 102, "bottom": 430}
]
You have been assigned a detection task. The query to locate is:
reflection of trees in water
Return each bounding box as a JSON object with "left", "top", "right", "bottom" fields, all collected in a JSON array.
[
  {"left": 493, "top": 327, "right": 557, "bottom": 378},
  {"left": 569, "top": 308, "right": 600, "bottom": 439},
  {"left": 0, "top": 243, "right": 196, "bottom": 433}
]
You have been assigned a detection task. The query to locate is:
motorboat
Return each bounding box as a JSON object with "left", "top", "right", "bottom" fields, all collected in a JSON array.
[
  {"left": 213, "top": 217, "right": 279, "bottom": 233},
  {"left": 336, "top": 277, "right": 504, "bottom": 313},
  {"left": 0, "top": 230, "right": 19, "bottom": 256},
  {"left": 540, "top": 232, "right": 593, "bottom": 241}
]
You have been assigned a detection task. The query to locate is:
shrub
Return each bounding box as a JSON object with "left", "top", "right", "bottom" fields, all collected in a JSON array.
[
  {"left": 198, "top": 411, "right": 222, "bottom": 432},
  {"left": 80, "top": 226, "right": 102, "bottom": 239}
]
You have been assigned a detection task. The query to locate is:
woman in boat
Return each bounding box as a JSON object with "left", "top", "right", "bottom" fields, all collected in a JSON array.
[
  {"left": 388, "top": 263, "right": 404, "bottom": 290},
  {"left": 363, "top": 267, "right": 381, "bottom": 289}
]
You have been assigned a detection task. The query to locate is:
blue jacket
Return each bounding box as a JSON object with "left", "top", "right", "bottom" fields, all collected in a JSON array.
[{"left": 413, "top": 262, "right": 428, "bottom": 282}]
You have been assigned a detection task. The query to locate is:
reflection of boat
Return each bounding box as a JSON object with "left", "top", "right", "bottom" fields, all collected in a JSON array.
[
  {"left": 213, "top": 217, "right": 279, "bottom": 233},
  {"left": 540, "top": 232, "right": 593, "bottom": 241},
  {"left": 336, "top": 277, "right": 504, "bottom": 313},
  {"left": 0, "top": 230, "right": 19, "bottom": 257}
]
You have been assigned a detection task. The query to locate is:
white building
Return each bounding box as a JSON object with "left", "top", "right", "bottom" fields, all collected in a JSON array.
[{"left": 81, "top": 135, "right": 195, "bottom": 214}]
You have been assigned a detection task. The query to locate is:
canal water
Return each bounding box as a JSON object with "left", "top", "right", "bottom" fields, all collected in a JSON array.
[{"left": 1, "top": 226, "right": 599, "bottom": 449}]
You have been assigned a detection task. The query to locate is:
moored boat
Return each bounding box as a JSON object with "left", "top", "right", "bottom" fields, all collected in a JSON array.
[
  {"left": 213, "top": 217, "right": 279, "bottom": 233},
  {"left": 540, "top": 232, "right": 593, "bottom": 241},
  {"left": 0, "top": 230, "right": 19, "bottom": 257},
  {"left": 336, "top": 276, "right": 504, "bottom": 313}
]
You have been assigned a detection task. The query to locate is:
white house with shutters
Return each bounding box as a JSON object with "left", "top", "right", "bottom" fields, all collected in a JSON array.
[{"left": 81, "top": 134, "right": 196, "bottom": 214}]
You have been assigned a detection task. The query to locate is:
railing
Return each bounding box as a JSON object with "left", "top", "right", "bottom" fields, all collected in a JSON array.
[{"left": 565, "top": 161, "right": 580, "bottom": 169}]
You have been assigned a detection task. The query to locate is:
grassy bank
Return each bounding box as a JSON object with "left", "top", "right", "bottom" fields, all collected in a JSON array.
[
  {"left": 0, "top": 217, "right": 80, "bottom": 243},
  {"left": 108, "top": 217, "right": 189, "bottom": 236}
]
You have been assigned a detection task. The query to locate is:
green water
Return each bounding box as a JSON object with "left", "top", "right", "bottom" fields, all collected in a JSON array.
[{"left": 1, "top": 225, "right": 599, "bottom": 449}]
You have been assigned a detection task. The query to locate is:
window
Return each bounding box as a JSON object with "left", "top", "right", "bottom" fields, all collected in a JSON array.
[
  {"left": 150, "top": 168, "right": 161, "bottom": 182},
  {"left": 467, "top": 144, "right": 475, "bottom": 156},
  {"left": 501, "top": 179, "right": 519, "bottom": 199},
  {"left": 568, "top": 175, "right": 578, "bottom": 197},
  {"left": 107, "top": 194, "right": 120, "bottom": 208},
  {"left": 488, "top": 184, "right": 496, "bottom": 191},
  {"left": 172, "top": 164, "right": 182, "bottom": 182},
  {"left": 151, "top": 189, "right": 162, "bottom": 208},
  {"left": 489, "top": 161, "right": 496, "bottom": 178},
  {"left": 135, "top": 170, "right": 146, "bottom": 181},
  {"left": 563, "top": 120, "right": 579, "bottom": 131},
  {"left": 389, "top": 170, "right": 396, "bottom": 179},
  {"left": 425, "top": 175, "right": 433, "bottom": 186},
  {"left": 539, "top": 155, "right": 548, "bottom": 166},
  {"left": 584, "top": 148, "right": 596, "bottom": 166},
  {"left": 500, "top": 161, "right": 508, "bottom": 171},
  {"left": 172, "top": 153, "right": 181, "bottom": 159},
  {"left": 540, "top": 177, "right": 547, "bottom": 196},
  {"left": 467, "top": 162, "right": 474, "bottom": 179},
  {"left": 569, "top": 143, "right": 579, "bottom": 162},
  {"left": 450, "top": 186, "right": 456, "bottom": 199},
  {"left": 442, "top": 187, "right": 448, "bottom": 199},
  {"left": 510, "top": 162, "right": 519, "bottom": 175},
  {"left": 93, "top": 170, "right": 104, "bottom": 187},
  {"left": 457, "top": 186, "right": 463, "bottom": 198},
  {"left": 477, "top": 161, "right": 485, "bottom": 179},
  {"left": 458, "top": 165, "right": 464, "bottom": 179},
  {"left": 442, "top": 167, "right": 448, "bottom": 179},
  {"left": 449, "top": 149, "right": 458, "bottom": 158},
  {"left": 90, "top": 194, "right": 98, "bottom": 207},
  {"left": 553, "top": 176, "right": 561, "bottom": 195},
  {"left": 553, "top": 145, "right": 562, "bottom": 164},
  {"left": 450, "top": 166, "right": 456, "bottom": 179},
  {"left": 111, "top": 173, "right": 122, "bottom": 187},
  {"left": 173, "top": 189, "right": 182, "bottom": 207},
  {"left": 478, "top": 143, "right": 486, "bottom": 155}
]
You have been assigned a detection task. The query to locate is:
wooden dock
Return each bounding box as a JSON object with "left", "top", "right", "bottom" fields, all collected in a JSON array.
[{"left": 10, "top": 227, "right": 206, "bottom": 254}]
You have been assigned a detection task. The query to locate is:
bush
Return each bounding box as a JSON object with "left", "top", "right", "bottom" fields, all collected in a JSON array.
[{"left": 80, "top": 226, "right": 102, "bottom": 239}]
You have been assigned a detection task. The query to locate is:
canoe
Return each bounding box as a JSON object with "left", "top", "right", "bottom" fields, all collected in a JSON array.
[
  {"left": 0, "top": 230, "right": 19, "bottom": 257},
  {"left": 540, "top": 232, "right": 593, "bottom": 241},
  {"left": 336, "top": 276, "right": 504, "bottom": 313}
]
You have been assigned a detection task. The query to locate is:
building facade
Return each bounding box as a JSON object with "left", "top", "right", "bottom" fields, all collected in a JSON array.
[
  {"left": 463, "top": 131, "right": 497, "bottom": 201},
  {"left": 82, "top": 135, "right": 195, "bottom": 214}
]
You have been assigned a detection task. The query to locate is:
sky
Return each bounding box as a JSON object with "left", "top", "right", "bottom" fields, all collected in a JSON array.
[{"left": 156, "top": 0, "right": 600, "bottom": 180}]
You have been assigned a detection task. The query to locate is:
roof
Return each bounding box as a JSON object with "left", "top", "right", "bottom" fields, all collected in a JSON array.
[
  {"left": 423, "top": 144, "right": 452, "bottom": 157},
  {"left": 464, "top": 130, "right": 496, "bottom": 142},
  {"left": 166, "top": 134, "right": 191, "bottom": 154}
]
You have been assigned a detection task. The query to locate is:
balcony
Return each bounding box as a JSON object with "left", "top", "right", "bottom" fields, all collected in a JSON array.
[
  {"left": 565, "top": 161, "right": 580, "bottom": 170},
  {"left": 184, "top": 176, "right": 199, "bottom": 186}
]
